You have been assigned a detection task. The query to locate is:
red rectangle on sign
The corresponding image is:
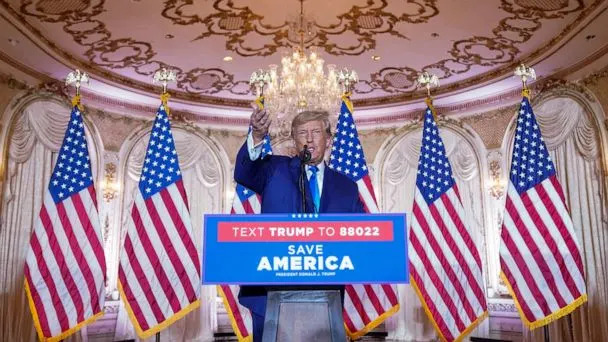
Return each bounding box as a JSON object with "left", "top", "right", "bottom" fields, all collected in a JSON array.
[{"left": 217, "top": 220, "right": 394, "bottom": 242}]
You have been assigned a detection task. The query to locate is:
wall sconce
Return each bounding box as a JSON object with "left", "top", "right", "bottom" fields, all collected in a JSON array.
[
  {"left": 101, "top": 162, "right": 120, "bottom": 202},
  {"left": 488, "top": 160, "right": 505, "bottom": 199}
]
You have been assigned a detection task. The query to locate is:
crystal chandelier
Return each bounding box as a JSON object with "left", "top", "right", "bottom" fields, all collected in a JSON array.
[{"left": 250, "top": 0, "right": 357, "bottom": 134}]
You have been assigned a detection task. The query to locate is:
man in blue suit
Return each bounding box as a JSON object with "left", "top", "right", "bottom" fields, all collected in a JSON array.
[{"left": 234, "top": 107, "right": 364, "bottom": 341}]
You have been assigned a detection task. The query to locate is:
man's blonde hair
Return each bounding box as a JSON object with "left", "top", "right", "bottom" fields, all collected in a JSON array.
[{"left": 291, "top": 110, "right": 332, "bottom": 138}]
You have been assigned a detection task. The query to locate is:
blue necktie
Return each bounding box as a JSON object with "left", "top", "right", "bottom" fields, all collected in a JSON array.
[{"left": 308, "top": 165, "right": 320, "bottom": 213}]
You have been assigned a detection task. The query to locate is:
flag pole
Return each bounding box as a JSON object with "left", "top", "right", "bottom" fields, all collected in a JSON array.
[
  {"left": 65, "top": 69, "right": 89, "bottom": 111},
  {"left": 514, "top": 63, "right": 536, "bottom": 99},
  {"left": 417, "top": 71, "right": 440, "bottom": 119},
  {"left": 337, "top": 67, "right": 358, "bottom": 96},
  {"left": 567, "top": 314, "right": 575, "bottom": 341},
  {"left": 250, "top": 68, "right": 270, "bottom": 111},
  {"left": 516, "top": 63, "right": 554, "bottom": 342},
  {"left": 336, "top": 67, "right": 358, "bottom": 129},
  {"left": 153, "top": 67, "right": 177, "bottom": 118},
  {"left": 152, "top": 68, "right": 177, "bottom": 342}
]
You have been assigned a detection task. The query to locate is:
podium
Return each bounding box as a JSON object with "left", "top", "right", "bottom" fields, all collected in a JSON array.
[
  {"left": 263, "top": 289, "right": 345, "bottom": 342},
  {"left": 203, "top": 213, "right": 408, "bottom": 341}
]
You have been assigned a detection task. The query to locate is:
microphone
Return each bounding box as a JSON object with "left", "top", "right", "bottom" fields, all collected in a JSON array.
[
  {"left": 299, "top": 144, "right": 311, "bottom": 213},
  {"left": 300, "top": 144, "right": 311, "bottom": 164}
]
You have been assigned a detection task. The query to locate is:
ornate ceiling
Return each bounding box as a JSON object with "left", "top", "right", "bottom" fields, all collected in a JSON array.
[{"left": 0, "top": 0, "right": 607, "bottom": 111}]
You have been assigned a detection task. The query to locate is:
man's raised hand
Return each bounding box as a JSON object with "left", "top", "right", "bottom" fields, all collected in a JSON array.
[{"left": 250, "top": 104, "right": 271, "bottom": 144}]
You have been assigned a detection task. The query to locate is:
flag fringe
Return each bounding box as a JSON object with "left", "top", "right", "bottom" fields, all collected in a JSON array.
[
  {"left": 499, "top": 272, "right": 587, "bottom": 330},
  {"left": 345, "top": 303, "right": 400, "bottom": 340},
  {"left": 456, "top": 310, "right": 488, "bottom": 342},
  {"left": 410, "top": 277, "right": 488, "bottom": 342},
  {"left": 410, "top": 277, "right": 447, "bottom": 342},
  {"left": 216, "top": 285, "right": 252, "bottom": 342},
  {"left": 25, "top": 278, "right": 104, "bottom": 342},
  {"left": 118, "top": 280, "right": 200, "bottom": 339}
]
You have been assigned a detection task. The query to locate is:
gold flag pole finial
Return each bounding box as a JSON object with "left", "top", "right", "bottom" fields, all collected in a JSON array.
[
  {"left": 337, "top": 67, "right": 358, "bottom": 98},
  {"left": 336, "top": 68, "right": 358, "bottom": 114},
  {"left": 65, "top": 69, "right": 89, "bottom": 110},
  {"left": 153, "top": 68, "right": 177, "bottom": 115},
  {"left": 417, "top": 72, "right": 440, "bottom": 119},
  {"left": 514, "top": 63, "right": 536, "bottom": 99},
  {"left": 249, "top": 69, "right": 271, "bottom": 109}
]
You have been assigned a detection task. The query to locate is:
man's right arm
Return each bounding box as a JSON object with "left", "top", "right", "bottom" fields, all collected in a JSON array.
[{"left": 234, "top": 105, "right": 272, "bottom": 194}]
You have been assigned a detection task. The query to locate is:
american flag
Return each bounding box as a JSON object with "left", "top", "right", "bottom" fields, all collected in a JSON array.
[
  {"left": 24, "top": 103, "right": 106, "bottom": 342},
  {"left": 409, "top": 106, "right": 487, "bottom": 341},
  {"left": 230, "top": 184, "right": 261, "bottom": 214},
  {"left": 329, "top": 96, "right": 400, "bottom": 339},
  {"left": 499, "top": 96, "right": 587, "bottom": 328},
  {"left": 219, "top": 132, "right": 271, "bottom": 342},
  {"left": 118, "top": 103, "right": 201, "bottom": 338}
]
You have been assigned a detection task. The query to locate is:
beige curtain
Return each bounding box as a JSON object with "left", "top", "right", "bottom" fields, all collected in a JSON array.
[
  {"left": 519, "top": 96, "right": 608, "bottom": 341},
  {"left": 0, "top": 99, "right": 99, "bottom": 341}
]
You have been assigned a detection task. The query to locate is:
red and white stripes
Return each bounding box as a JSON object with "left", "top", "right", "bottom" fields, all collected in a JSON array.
[
  {"left": 500, "top": 176, "right": 586, "bottom": 327},
  {"left": 220, "top": 187, "right": 258, "bottom": 341},
  {"left": 409, "top": 185, "right": 487, "bottom": 341},
  {"left": 342, "top": 175, "right": 400, "bottom": 338},
  {"left": 25, "top": 186, "right": 106, "bottom": 341},
  {"left": 217, "top": 285, "right": 254, "bottom": 341},
  {"left": 119, "top": 180, "right": 200, "bottom": 337},
  {"left": 230, "top": 193, "right": 261, "bottom": 215},
  {"left": 356, "top": 175, "right": 379, "bottom": 213}
]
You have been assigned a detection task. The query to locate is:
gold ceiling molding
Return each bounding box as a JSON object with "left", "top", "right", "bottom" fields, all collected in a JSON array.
[
  {"left": 176, "top": 68, "right": 251, "bottom": 95},
  {"left": 0, "top": 0, "right": 602, "bottom": 108},
  {"left": 533, "top": 77, "right": 597, "bottom": 103},
  {"left": 0, "top": 53, "right": 69, "bottom": 98},
  {"left": 355, "top": 0, "right": 585, "bottom": 96},
  {"left": 162, "top": 0, "right": 438, "bottom": 57},
  {"left": 0, "top": 72, "right": 29, "bottom": 90},
  {"left": 14, "top": 0, "right": 250, "bottom": 97},
  {"left": 581, "top": 64, "right": 608, "bottom": 86}
]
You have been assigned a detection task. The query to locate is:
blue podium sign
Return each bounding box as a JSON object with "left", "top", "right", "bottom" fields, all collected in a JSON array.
[{"left": 202, "top": 213, "right": 408, "bottom": 285}]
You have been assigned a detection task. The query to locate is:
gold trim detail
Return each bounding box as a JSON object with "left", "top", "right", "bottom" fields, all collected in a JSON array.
[
  {"left": 117, "top": 281, "right": 201, "bottom": 339},
  {"left": 410, "top": 277, "right": 488, "bottom": 342},
  {"left": 499, "top": 272, "right": 587, "bottom": 329},
  {"left": 25, "top": 278, "right": 104, "bottom": 342}
]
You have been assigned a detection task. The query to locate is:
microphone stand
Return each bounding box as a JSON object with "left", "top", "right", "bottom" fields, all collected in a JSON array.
[{"left": 299, "top": 145, "right": 311, "bottom": 213}]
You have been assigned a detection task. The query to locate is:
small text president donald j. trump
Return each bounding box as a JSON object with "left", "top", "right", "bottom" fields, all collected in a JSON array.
[{"left": 234, "top": 106, "right": 365, "bottom": 341}]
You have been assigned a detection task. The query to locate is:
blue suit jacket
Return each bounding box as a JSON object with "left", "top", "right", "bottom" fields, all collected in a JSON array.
[
  {"left": 234, "top": 142, "right": 364, "bottom": 318},
  {"left": 234, "top": 142, "right": 365, "bottom": 214}
]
